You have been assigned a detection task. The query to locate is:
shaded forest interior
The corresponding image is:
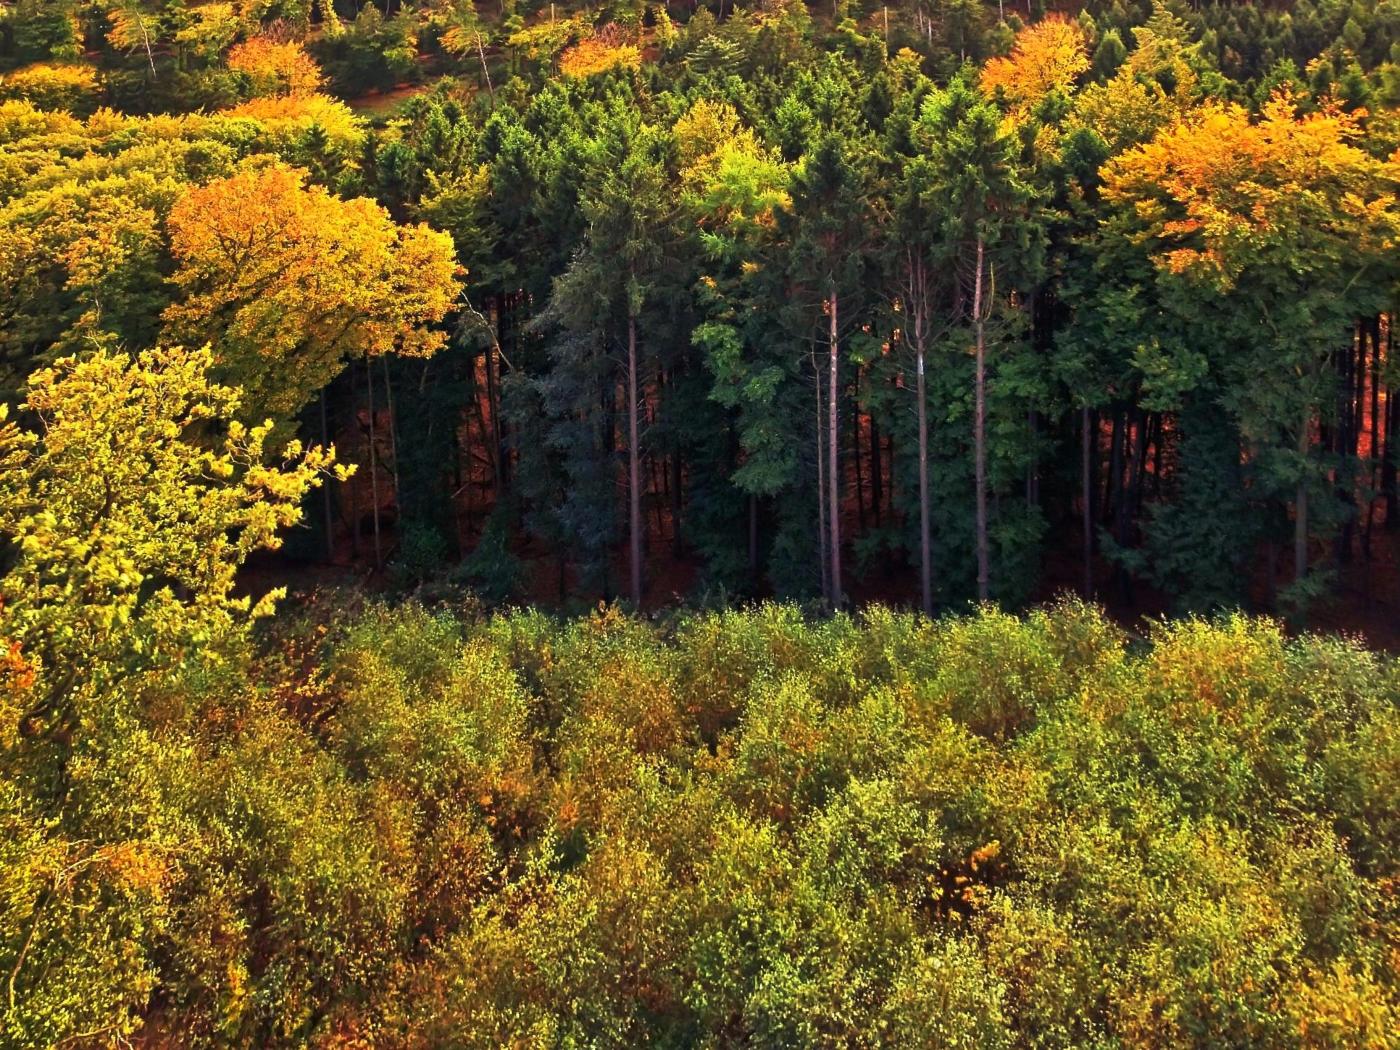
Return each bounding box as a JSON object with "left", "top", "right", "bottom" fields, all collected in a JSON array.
[{"left": 300, "top": 308, "right": 1400, "bottom": 646}]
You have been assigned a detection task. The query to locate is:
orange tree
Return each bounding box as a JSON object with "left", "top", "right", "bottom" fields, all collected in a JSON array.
[
  {"left": 1102, "top": 94, "right": 1399, "bottom": 608},
  {"left": 162, "top": 160, "right": 461, "bottom": 427}
]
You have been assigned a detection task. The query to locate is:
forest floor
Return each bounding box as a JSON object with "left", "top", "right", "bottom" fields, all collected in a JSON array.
[{"left": 247, "top": 504, "right": 1400, "bottom": 652}]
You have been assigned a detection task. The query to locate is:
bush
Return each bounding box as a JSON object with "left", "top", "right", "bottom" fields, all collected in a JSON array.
[{"left": 4, "top": 600, "right": 1398, "bottom": 1046}]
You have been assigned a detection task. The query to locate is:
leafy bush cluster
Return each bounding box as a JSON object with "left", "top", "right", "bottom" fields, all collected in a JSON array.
[{"left": 5, "top": 592, "right": 1396, "bottom": 1047}]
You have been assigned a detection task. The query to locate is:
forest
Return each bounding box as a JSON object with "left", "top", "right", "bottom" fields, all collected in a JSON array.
[{"left": 0, "top": 0, "right": 1398, "bottom": 1045}]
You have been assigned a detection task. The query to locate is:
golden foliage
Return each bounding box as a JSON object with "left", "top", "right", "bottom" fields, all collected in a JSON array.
[
  {"left": 0, "top": 63, "right": 99, "bottom": 113},
  {"left": 1103, "top": 94, "right": 1399, "bottom": 289},
  {"left": 981, "top": 16, "right": 1088, "bottom": 111},
  {"left": 223, "top": 92, "right": 364, "bottom": 152},
  {"left": 559, "top": 24, "right": 641, "bottom": 78},
  {"left": 228, "top": 36, "right": 324, "bottom": 97},
  {"left": 163, "top": 161, "right": 461, "bottom": 420}
]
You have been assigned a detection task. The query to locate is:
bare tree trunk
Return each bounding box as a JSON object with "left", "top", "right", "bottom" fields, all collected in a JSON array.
[
  {"left": 321, "top": 388, "right": 335, "bottom": 562},
  {"left": 814, "top": 366, "right": 829, "bottom": 601},
  {"left": 1082, "top": 404, "right": 1093, "bottom": 600},
  {"left": 474, "top": 31, "right": 495, "bottom": 104},
  {"left": 828, "top": 287, "right": 842, "bottom": 606},
  {"left": 1295, "top": 413, "right": 1309, "bottom": 586},
  {"left": 911, "top": 253, "right": 933, "bottom": 616},
  {"left": 973, "top": 238, "right": 990, "bottom": 602},
  {"left": 628, "top": 314, "right": 643, "bottom": 608},
  {"left": 367, "top": 355, "right": 383, "bottom": 572}
]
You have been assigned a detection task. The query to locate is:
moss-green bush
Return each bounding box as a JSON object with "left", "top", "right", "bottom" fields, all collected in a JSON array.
[{"left": 3, "top": 597, "right": 1397, "bottom": 1046}]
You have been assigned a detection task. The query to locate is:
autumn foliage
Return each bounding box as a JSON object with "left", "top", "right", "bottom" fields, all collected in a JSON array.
[
  {"left": 163, "top": 162, "right": 461, "bottom": 419},
  {"left": 980, "top": 16, "right": 1089, "bottom": 111},
  {"left": 227, "top": 36, "right": 324, "bottom": 97},
  {"left": 1103, "top": 94, "right": 1397, "bottom": 287}
]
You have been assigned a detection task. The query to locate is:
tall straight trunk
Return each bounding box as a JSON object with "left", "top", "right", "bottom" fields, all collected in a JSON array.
[
  {"left": 917, "top": 341, "right": 932, "bottom": 615},
  {"left": 1386, "top": 316, "right": 1398, "bottom": 528},
  {"left": 367, "top": 355, "right": 383, "bottom": 572},
  {"left": 1104, "top": 410, "right": 1124, "bottom": 527},
  {"left": 1082, "top": 404, "right": 1093, "bottom": 600},
  {"left": 853, "top": 390, "right": 866, "bottom": 532},
  {"left": 1295, "top": 412, "right": 1310, "bottom": 586},
  {"left": 815, "top": 365, "right": 830, "bottom": 602},
  {"left": 321, "top": 388, "right": 335, "bottom": 562},
  {"left": 828, "top": 287, "right": 843, "bottom": 606},
  {"left": 908, "top": 249, "right": 934, "bottom": 615},
  {"left": 870, "top": 411, "right": 883, "bottom": 527},
  {"left": 628, "top": 314, "right": 643, "bottom": 608},
  {"left": 973, "top": 238, "right": 989, "bottom": 603},
  {"left": 382, "top": 356, "right": 401, "bottom": 511}
]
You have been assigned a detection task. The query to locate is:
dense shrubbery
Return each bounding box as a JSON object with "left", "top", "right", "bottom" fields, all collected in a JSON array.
[{"left": 5, "top": 589, "right": 1396, "bottom": 1046}]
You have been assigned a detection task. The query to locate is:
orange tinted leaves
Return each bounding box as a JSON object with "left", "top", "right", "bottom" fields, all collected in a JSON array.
[
  {"left": 163, "top": 162, "right": 461, "bottom": 419},
  {"left": 228, "top": 37, "right": 324, "bottom": 98},
  {"left": 981, "top": 16, "right": 1088, "bottom": 111}
]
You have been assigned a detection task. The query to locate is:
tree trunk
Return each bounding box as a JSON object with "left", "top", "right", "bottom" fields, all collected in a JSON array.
[
  {"left": 853, "top": 394, "right": 866, "bottom": 533},
  {"left": 628, "top": 314, "right": 643, "bottom": 608},
  {"left": 815, "top": 365, "right": 829, "bottom": 602},
  {"left": 828, "top": 287, "right": 842, "bottom": 606},
  {"left": 1082, "top": 404, "right": 1093, "bottom": 600},
  {"left": 382, "top": 355, "right": 401, "bottom": 511},
  {"left": 973, "top": 238, "right": 989, "bottom": 603},
  {"left": 917, "top": 342, "right": 932, "bottom": 615},
  {"left": 367, "top": 355, "right": 382, "bottom": 572},
  {"left": 321, "top": 387, "right": 335, "bottom": 562},
  {"left": 870, "top": 411, "right": 883, "bottom": 527},
  {"left": 1295, "top": 414, "right": 1309, "bottom": 586}
]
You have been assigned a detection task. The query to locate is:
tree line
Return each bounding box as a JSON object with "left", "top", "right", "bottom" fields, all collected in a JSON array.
[{"left": 6, "top": 1, "right": 1400, "bottom": 623}]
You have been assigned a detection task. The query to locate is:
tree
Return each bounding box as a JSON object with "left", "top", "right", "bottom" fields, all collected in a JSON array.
[
  {"left": 163, "top": 160, "right": 459, "bottom": 566},
  {"left": 0, "top": 346, "right": 343, "bottom": 1046},
  {"left": 164, "top": 162, "right": 460, "bottom": 425},
  {"left": 784, "top": 132, "right": 871, "bottom": 606},
  {"left": 227, "top": 37, "right": 324, "bottom": 98},
  {"left": 919, "top": 72, "right": 1030, "bottom": 602},
  {"left": 980, "top": 15, "right": 1089, "bottom": 116},
  {"left": 1103, "top": 95, "right": 1398, "bottom": 608},
  {"left": 547, "top": 110, "right": 671, "bottom": 607}
]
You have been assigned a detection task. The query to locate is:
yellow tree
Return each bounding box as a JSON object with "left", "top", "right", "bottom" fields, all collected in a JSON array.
[
  {"left": 163, "top": 160, "right": 460, "bottom": 421},
  {"left": 980, "top": 15, "right": 1088, "bottom": 116},
  {"left": 227, "top": 36, "right": 324, "bottom": 97},
  {"left": 1103, "top": 95, "right": 1399, "bottom": 599},
  {"left": 162, "top": 161, "right": 461, "bottom": 567},
  {"left": 0, "top": 345, "right": 344, "bottom": 1048}
]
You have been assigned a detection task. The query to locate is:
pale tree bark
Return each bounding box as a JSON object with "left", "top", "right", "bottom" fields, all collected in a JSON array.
[
  {"left": 628, "top": 314, "right": 643, "bottom": 608},
  {"left": 907, "top": 249, "right": 934, "bottom": 616},
  {"left": 815, "top": 364, "right": 830, "bottom": 602},
  {"left": 828, "top": 286, "right": 842, "bottom": 607},
  {"left": 366, "top": 354, "right": 382, "bottom": 572},
  {"left": 973, "top": 238, "right": 989, "bottom": 603},
  {"left": 1082, "top": 404, "right": 1093, "bottom": 599}
]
